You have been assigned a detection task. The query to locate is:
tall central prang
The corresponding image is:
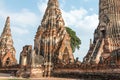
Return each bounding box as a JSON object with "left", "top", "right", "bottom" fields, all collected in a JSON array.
[
  {"left": 34, "top": 0, "right": 74, "bottom": 76},
  {"left": 83, "top": 0, "right": 120, "bottom": 64}
]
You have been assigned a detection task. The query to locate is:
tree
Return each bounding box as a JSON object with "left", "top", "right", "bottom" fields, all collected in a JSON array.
[{"left": 65, "top": 27, "right": 81, "bottom": 53}]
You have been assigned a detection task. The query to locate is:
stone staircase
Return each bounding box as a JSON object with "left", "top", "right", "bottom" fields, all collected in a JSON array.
[{"left": 90, "top": 39, "right": 104, "bottom": 64}]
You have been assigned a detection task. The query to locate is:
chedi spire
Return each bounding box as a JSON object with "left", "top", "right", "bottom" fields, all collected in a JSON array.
[
  {"left": 0, "top": 16, "right": 17, "bottom": 67},
  {"left": 1, "top": 17, "right": 11, "bottom": 38},
  {"left": 48, "top": 0, "right": 59, "bottom": 7},
  {"left": 34, "top": 0, "right": 74, "bottom": 77}
]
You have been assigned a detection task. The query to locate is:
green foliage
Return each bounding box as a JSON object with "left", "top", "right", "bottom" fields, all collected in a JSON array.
[{"left": 65, "top": 27, "right": 81, "bottom": 53}]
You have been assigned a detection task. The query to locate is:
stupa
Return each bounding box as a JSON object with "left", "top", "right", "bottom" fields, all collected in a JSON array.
[
  {"left": 0, "top": 17, "right": 17, "bottom": 67},
  {"left": 34, "top": 0, "right": 74, "bottom": 76}
]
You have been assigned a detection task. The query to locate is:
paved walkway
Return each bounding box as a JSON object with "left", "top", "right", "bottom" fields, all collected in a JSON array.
[{"left": 0, "top": 73, "right": 79, "bottom": 80}]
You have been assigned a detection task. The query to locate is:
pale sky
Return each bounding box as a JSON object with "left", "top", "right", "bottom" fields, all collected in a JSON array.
[{"left": 0, "top": 0, "right": 99, "bottom": 62}]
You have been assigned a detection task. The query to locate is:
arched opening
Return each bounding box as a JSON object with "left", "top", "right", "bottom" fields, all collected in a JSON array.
[
  {"left": 6, "top": 57, "right": 10, "bottom": 66},
  {"left": 101, "top": 30, "right": 106, "bottom": 38}
]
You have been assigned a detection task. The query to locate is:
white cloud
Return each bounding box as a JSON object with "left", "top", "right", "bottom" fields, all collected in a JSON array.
[
  {"left": 12, "top": 27, "right": 29, "bottom": 35},
  {"left": 0, "top": 9, "right": 39, "bottom": 27},
  {"left": 62, "top": 8, "right": 98, "bottom": 30},
  {"left": 62, "top": 8, "right": 88, "bottom": 26},
  {"left": 12, "top": 10, "right": 39, "bottom": 27},
  {"left": 0, "top": 9, "right": 39, "bottom": 36}
]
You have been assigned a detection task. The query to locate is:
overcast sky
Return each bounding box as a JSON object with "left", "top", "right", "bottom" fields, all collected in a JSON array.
[{"left": 0, "top": 0, "right": 99, "bottom": 62}]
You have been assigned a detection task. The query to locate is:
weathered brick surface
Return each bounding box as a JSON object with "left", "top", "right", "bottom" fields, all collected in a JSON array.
[
  {"left": 83, "top": 0, "right": 120, "bottom": 65},
  {"left": 0, "top": 17, "right": 17, "bottom": 67}
]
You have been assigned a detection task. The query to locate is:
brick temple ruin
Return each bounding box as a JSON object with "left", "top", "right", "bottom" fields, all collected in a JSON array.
[
  {"left": 0, "top": 0, "right": 120, "bottom": 79},
  {"left": 18, "top": 0, "right": 74, "bottom": 78},
  {"left": 0, "top": 17, "right": 17, "bottom": 67},
  {"left": 83, "top": 0, "right": 120, "bottom": 66}
]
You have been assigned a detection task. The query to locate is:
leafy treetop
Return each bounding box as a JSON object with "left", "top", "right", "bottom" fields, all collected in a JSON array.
[{"left": 65, "top": 27, "right": 81, "bottom": 53}]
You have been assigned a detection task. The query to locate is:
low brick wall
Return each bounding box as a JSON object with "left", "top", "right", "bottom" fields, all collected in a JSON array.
[{"left": 53, "top": 69, "right": 120, "bottom": 80}]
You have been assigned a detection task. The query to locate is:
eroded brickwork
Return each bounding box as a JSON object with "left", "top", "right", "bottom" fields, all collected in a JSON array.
[
  {"left": 34, "top": 0, "right": 74, "bottom": 76},
  {"left": 0, "top": 17, "right": 17, "bottom": 67},
  {"left": 83, "top": 0, "right": 120, "bottom": 65}
]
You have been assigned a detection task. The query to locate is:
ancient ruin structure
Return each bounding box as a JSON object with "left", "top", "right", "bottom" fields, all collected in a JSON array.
[
  {"left": 18, "top": 45, "right": 44, "bottom": 78},
  {"left": 18, "top": 0, "right": 74, "bottom": 77},
  {"left": 83, "top": 0, "right": 120, "bottom": 65},
  {"left": 17, "top": 45, "right": 32, "bottom": 77},
  {"left": 19, "top": 45, "right": 32, "bottom": 67},
  {"left": 0, "top": 17, "right": 17, "bottom": 67},
  {"left": 30, "top": 47, "right": 44, "bottom": 78},
  {"left": 34, "top": 0, "right": 74, "bottom": 76}
]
